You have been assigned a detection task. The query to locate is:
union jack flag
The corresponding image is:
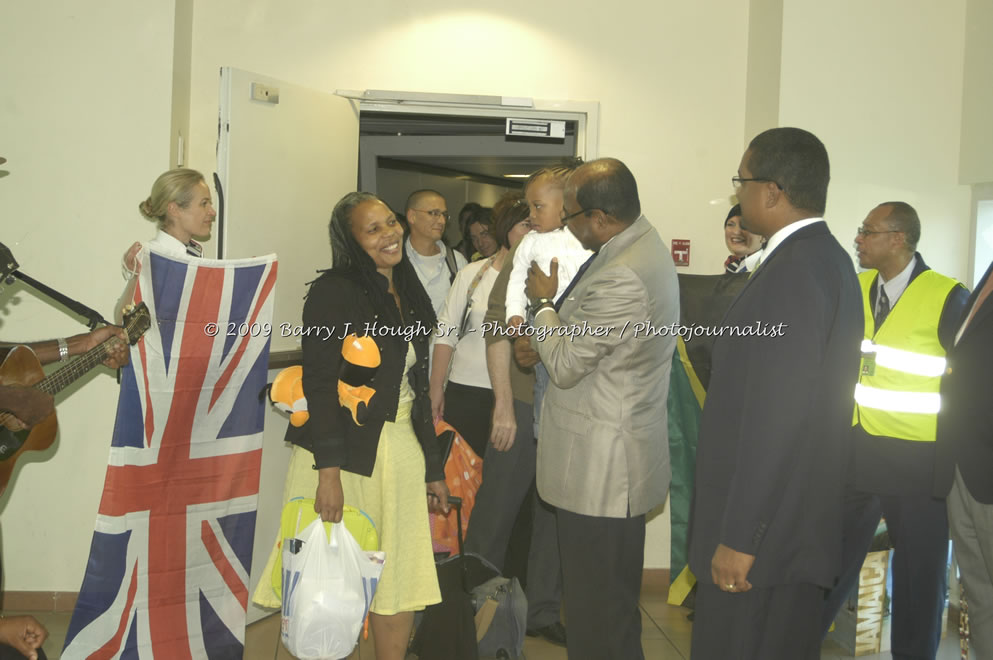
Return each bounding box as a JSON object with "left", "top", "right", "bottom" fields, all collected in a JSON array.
[{"left": 64, "top": 246, "right": 278, "bottom": 659}]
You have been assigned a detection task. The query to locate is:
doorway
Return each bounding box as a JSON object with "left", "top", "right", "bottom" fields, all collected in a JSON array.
[{"left": 359, "top": 110, "right": 579, "bottom": 208}]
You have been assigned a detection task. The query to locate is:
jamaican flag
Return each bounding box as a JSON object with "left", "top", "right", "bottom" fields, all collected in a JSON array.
[{"left": 667, "top": 272, "right": 747, "bottom": 605}]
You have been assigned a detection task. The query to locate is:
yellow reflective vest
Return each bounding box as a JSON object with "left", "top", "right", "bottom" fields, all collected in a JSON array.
[{"left": 853, "top": 269, "right": 959, "bottom": 442}]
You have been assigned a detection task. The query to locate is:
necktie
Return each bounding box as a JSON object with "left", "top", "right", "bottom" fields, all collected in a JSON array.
[
  {"left": 186, "top": 241, "right": 203, "bottom": 258},
  {"left": 875, "top": 286, "right": 891, "bottom": 329},
  {"left": 960, "top": 272, "right": 993, "bottom": 336},
  {"left": 555, "top": 253, "right": 597, "bottom": 311}
]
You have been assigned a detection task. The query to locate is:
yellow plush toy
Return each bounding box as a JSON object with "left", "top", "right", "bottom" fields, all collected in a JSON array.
[{"left": 269, "top": 365, "right": 309, "bottom": 427}]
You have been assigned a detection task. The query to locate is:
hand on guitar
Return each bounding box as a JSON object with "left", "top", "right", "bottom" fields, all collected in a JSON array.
[
  {"left": 0, "top": 384, "right": 54, "bottom": 431},
  {"left": 9, "top": 327, "right": 132, "bottom": 370},
  {"left": 83, "top": 326, "right": 130, "bottom": 369}
]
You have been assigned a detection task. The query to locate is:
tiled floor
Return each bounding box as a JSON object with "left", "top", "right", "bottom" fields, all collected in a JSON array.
[{"left": 15, "top": 586, "right": 970, "bottom": 659}]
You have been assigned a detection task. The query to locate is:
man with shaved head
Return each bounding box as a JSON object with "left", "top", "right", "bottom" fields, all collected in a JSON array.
[
  {"left": 405, "top": 189, "right": 466, "bottom": 315},
  {"left": 823, "top": 201, "right": 968, "bottom": 659}
]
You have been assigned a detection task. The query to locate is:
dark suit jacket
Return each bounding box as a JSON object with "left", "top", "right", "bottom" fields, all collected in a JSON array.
[
  {"left": 688, "top": 221, "right": 864, "bottom": 589},
  {"left": 934, "top": 261, "right": 993, "bottom": 504},
  {"left": 854, "top": 254, "right": 969, "bottom": 495}
]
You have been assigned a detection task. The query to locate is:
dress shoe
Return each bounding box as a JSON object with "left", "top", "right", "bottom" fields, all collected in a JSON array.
[{"left": 526, "top": 621, "right": 567, "bottom": 647}]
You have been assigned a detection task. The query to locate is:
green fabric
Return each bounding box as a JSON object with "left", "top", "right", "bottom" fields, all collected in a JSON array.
[
  {"left": 665, "top": 272, "right": 748, "bottom": 603},
  {"left": 666, "top": 350, "right": 701, "bottom": 593}
]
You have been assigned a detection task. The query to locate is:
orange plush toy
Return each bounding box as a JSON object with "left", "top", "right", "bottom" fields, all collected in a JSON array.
[
  {"left": 337, "top": 334, "right": 381, "bottom": 426},
  {"left": 269, "top": 366, "right": 309, "bottom": 427}
]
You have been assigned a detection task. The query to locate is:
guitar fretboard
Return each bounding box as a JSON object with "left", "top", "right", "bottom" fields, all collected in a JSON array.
[{"left": 38, "top": 341, "right": 116, "bottom": 396}]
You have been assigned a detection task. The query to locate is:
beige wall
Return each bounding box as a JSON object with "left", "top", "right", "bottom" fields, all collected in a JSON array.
[
  {"left": 0, "top": 0, "right": 983, "bottom": 590},
  {"left": 0, "top": 1, "right": 176, "bottom": 590},
  {"left": 960, "top": 0, "right": 993, "bottom": 185},
  {"left": 170, "top": 0, "right": 194, "bottom": 168},
  {"left": 185, "top": 0, "right": 751, "bottom": 278},
  {"left": 779, "top": 0, "right": 971, "bottom": 282}
]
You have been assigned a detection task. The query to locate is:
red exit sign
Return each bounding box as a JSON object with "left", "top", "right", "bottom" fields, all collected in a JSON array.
[{"left": 672, "top": 239, "right": 690, "bottom": 267}]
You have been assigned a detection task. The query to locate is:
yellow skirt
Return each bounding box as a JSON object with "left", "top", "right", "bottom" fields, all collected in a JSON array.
[{"left": 252, "top": 405, "right": 441, "bottom": 615}]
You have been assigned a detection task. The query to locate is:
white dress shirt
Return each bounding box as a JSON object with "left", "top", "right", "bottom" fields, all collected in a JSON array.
[
  {"left": 753, "top": 217, "right": 824, "bottom": 270},
  {"left": 874, "top": 255, "right": 916, "bottom": 316}
]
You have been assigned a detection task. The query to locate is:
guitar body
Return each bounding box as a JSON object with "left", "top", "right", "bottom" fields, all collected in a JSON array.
[{"left": 0, "top": 346, "right": 58, "bottom": 496}]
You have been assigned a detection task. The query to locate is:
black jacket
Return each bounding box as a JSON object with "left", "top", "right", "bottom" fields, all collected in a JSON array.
[
  {"left": 934, "top": 260, "right": 993, "bottom": 504},
  {"left": 285, "top": 269, "right": 444, "bottom": 483},
  {"left": 689, "top": 222, "right": 864, "bottom": 589}
]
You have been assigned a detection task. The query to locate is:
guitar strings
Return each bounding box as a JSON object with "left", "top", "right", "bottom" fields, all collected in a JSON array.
[{"left": 0, "top": 313, "right": 143, "bottom": 427}]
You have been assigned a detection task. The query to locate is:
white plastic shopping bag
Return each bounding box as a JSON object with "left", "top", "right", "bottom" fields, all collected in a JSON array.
[{"left": 280, "top": 517, "right": 386, "bottom": 659}]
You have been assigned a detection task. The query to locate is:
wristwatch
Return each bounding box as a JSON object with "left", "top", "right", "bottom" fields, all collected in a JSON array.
[{"left": 532, "top": 297, "right": 555, "bottom": 313}]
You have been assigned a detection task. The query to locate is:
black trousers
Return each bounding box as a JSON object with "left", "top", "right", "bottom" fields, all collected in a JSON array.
[
  {"left": 557, "top": 508, "right": 645, "bottom": 660},
  {"left": 464, "top": 399, "right": 563, "bottom": 629},
  {"left": 822, "top": 489, "right": 948, "bottom": 660},
  {"left": 692, "top": 582, "right": 825, "bottom": 660},
  {"left": 442, "top": 381, "right": 493, "bottom": 459}
]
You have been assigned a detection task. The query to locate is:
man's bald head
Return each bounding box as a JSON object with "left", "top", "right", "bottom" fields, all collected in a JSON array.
[
  {"left": 876, "top": 201, "right": 921, "bottom": 252},
  {"left": 569, "top": 158, "right": 641, "bottom": 224},
  {"left": 405, "top": 189, "right": 445, "bottom": 213}
]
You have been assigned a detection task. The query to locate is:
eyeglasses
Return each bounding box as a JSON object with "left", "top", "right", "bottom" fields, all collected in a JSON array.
[
  {"left": 731, "top": 176, "right": 783, "bottom": 191},
  {"left": 856, "top": 227, "right": 903, "bottom": 237},
  {"left": 411, "top": 208, "right": 450, "bottom": 221},
  {"left": 560, "top": 207, "right": 604, "bottom": 224}
]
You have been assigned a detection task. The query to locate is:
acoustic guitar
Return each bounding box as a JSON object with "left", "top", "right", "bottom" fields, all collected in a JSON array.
[{"left": 0, "top": 303, "right": 151, "bottom": 495}]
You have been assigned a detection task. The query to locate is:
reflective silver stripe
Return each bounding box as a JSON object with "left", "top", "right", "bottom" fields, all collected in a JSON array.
[
  {"left": 854, "top": 384, "right": 941, "bottom": 414},
  {"left": 860, "top": 340, "right": 946, "bottom": 377}
]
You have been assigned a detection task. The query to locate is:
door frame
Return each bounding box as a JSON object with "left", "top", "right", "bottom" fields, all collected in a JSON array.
[{"left": 337, "top": 90, "right": 599, "bottom": 191}]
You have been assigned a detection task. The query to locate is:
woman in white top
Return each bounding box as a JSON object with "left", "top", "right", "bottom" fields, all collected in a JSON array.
[
  {"left": 121, "top": 169, "right": 216, "bottom": 276},
  {"left": 429, "top": 192, "right": 531, "bottom": 458}
]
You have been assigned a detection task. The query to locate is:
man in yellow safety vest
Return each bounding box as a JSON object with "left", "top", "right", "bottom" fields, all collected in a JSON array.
[{"left": 821, "top": 201, "right": 969, "bottom": 659}]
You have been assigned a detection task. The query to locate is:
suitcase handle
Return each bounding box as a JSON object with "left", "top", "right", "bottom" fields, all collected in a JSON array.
[{"left": 446, "top": 495, "right": 469, "bottom": 591}]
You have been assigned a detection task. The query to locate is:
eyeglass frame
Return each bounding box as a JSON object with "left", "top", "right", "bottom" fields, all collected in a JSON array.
[
  {"left": 561, "top": 207, "right": 607, "bottom": 224},
  {"left": 731, "top": 176, "right": 783, "bottom": 191},
  {"left": 855, "top": 227, "right": 903, "bottom": 237},
  {"left": 410, "top": 208, "right": 451, "bottom": 221}
]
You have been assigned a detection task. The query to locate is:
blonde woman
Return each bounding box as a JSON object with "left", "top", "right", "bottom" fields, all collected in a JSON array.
[{"left": 122, "top": 168, "right": 216, "bottom": 276}]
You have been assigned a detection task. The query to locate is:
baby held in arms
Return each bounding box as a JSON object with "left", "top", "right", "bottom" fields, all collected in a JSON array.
[{"left": 505, "top": 180, "right": 592, "bottom": 329}]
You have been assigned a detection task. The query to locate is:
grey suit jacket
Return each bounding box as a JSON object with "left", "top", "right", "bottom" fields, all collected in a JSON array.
[{"left": 533, "top": 215, "right": 679, "bottom": 517}]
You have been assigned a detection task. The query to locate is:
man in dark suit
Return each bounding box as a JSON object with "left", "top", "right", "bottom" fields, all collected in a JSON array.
[
  {"left": 933, "top": 259, "right": 993, "bottom": 658},
  {"left": 688, "top": 127, "right": 863, "bottom": 659},
  {"left": 822, "top": 202, "right": 967, "bottom": 659}
]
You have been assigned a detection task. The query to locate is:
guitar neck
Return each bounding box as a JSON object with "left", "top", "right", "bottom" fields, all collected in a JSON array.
[{"left": 37, "top": 340, "right": 115, "bottom": 396}]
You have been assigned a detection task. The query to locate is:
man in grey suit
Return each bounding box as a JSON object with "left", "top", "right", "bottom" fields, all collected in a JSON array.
[{"left": 525, "top": 158, "right": 678, "bottom": 660}]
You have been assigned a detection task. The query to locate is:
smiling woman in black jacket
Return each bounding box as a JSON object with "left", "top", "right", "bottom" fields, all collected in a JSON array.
[{"left": 284, "top": 192, "right": 450, "bottom": 660}]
